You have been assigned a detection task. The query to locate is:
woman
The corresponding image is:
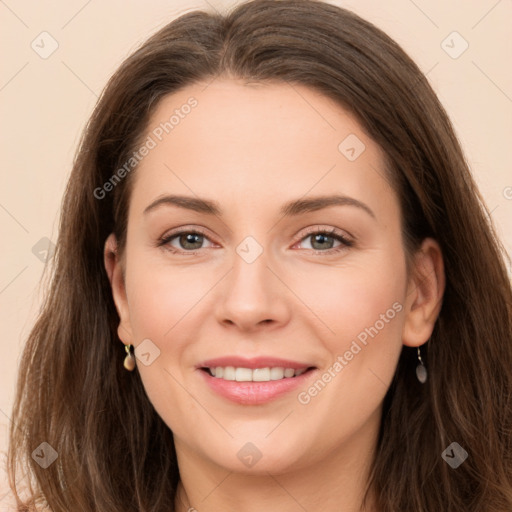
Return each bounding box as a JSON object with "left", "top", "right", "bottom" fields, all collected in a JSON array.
[{"left": 7, "top": 0, "right": 512, "bottom": 510}]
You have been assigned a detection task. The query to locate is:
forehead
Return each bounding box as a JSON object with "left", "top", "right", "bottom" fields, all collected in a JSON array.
[{"left": 128, "top": 78, "right": 399, "bottom": 223}]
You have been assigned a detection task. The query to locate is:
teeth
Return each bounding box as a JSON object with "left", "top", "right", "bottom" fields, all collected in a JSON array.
[
  {"left": 270, "top": 367, "right": 285, "bottom": 380},
  {"left": 235, "top": 367, "right": 253, "bottom": 381},
  {"left": 208, "top": 366, "right": 309, "bottom": 381},
  {"left": 253, "top": 368, "right": 270, "bottom": 381},
  {"left": 223, "top": 366, "right": 236, "bottom": 380}
]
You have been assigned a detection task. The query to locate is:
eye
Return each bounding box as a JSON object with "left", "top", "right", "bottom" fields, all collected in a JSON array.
[
  {"left": 294, "top": 226, "right": 354, "bottom": 254},
  {"left": 157, "top": 228, "right": 215, "bottom": 254}
]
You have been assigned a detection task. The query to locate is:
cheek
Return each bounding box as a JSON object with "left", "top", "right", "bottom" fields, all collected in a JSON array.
[
  {"left": 123, "top": 256, "right": 206, "bottom": 426},
  {"left": 293, "top": 261, "right": 406, "bottom": 438},
  {"left": 293, "top": 252, "right": 406, "bottom": 351},
  {"left": 124, "top": 254, "right": 209, "bottom": 339},
  {"left": 295, "top": 247, "right": 407, "bottom": 417}
]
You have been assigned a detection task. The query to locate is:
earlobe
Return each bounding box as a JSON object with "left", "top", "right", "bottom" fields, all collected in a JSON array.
[
  {"left": 402, "top": 237, "right": 445, "bottom": 348},
  {"left": 103, "top": 233, "right": 133, "bottom": 345}
]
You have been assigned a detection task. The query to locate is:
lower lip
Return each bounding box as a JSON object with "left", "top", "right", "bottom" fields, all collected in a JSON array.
[{"left": 197, "top": 368, "right": 317, "bottom": 405}]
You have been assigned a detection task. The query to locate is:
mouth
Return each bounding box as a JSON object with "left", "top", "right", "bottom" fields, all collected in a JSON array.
[{"left": 197, "top": 364, "right": 318, "bottom": 405}]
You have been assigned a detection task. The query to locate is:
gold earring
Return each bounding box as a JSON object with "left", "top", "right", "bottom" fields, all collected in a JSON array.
[{"left": 123, "top": 344, "right": 135, "bottom": 371}]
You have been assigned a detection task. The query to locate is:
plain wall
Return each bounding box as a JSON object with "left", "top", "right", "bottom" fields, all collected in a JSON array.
[{"left": 1, "top": 0, "right": 511, "bottom": 501}]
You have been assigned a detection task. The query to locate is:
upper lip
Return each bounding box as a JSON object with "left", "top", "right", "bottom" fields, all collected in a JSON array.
[{"left": 196, "top": 356, "right": 316, "bottom": 370}]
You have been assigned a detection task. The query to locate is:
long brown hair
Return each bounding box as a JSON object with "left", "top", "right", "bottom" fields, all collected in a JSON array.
[{"left": 7, "top": 1, "right": 512, "bottom": 510}]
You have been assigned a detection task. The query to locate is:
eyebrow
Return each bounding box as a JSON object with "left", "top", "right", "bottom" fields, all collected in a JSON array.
[{"left": 143, "top": 193, "right": 376, "bottom": 219}]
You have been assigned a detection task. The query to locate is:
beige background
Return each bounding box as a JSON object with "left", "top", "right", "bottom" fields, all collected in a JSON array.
[{"left": 1, "top": 0, "right": 511, "bottom": 501}]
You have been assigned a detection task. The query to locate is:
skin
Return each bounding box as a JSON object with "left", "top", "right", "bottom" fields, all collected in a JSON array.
[{"left": 104, "top": 78, "right": 445, "bottom": 512}]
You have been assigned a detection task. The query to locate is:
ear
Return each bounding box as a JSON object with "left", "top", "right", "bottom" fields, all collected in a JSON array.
[
  {"left": 104, "top": 233, "right": 134, "bottom": 345},
  {"left": 402, "top": 237, "right": 445, "bottom": 347}
]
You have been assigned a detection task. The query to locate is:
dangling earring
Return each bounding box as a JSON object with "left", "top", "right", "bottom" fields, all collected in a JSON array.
[
  {"left": 123, "top": 344, "right": 135, "bottom": 371},
  {"left": 416, "top": 346, "right": 427, "bottom": 383}
]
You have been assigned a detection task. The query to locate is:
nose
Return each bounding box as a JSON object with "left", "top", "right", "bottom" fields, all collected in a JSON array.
[{"left": 215, "top": 246, "right": 291, "bottom": 333}]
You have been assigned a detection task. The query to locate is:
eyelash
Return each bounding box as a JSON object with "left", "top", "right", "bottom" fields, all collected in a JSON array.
[{"left": 156, "top": 225, "right": 354, "bottom": 256}]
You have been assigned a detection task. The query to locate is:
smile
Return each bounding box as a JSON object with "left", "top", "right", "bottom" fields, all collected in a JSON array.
[{"left": 197, "top": 366, "right": 317, "bottom": 405}]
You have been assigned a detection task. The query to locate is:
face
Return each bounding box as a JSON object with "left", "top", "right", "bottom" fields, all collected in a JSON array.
[{"left": 106, "top": 78, "right": 442, "bottom": 475}]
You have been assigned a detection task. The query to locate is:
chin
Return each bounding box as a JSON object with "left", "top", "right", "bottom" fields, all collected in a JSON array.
[{"left": 201, "top": 437, "right": 311, "bottom": 475}]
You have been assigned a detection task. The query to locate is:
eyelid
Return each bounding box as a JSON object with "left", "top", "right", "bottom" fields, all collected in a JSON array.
[
  {"left": 163, "top": 225, "right": 210, "bottom": 238},
  {"left": 296, "top": 224, "right": 353, "bottom": 242}
]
